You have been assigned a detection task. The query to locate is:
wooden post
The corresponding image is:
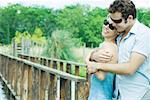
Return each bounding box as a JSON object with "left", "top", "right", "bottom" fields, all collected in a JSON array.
[
  {"left": 40, "top": 71, "right": 47, "bottom": 100},
  {"left": 32, "top": 68, "right": 40, "bottom": 100},
  {"left": 21, "top": 64, "right": 29, "bottom": 100},
  {"left": 16, "top": 61, "right": 23, "bottom": 97},
  {"left": 28, "top": 66, "right": 33, "bottom": 100},
  {"left": 12, "top": 38, "right": 16, "bottom": 56},
  {"left": 71, "top": 81, "right": 75, "bottom": 100},
  {"left": 56, "top": 76, "right": 60, "bottom": 100},
  {"left": 48, "top": 74, "right": 57, "bottom": 100}
]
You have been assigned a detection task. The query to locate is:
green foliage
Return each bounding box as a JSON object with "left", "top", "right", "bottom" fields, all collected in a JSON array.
[
  {"left": 31, "top": 27, "right": 46, "bottom": 44},
  {"left": 137, "top": 9, "right": 150, "bottom": 27},
  {"left": 141, "top": 11, "right": 150, "bottom": 27},
  {"left": 0, "top": 4, "right": 56, "bottom": 44},
  {"left": 13, "top": 31, "right": 31, "bottom": 43},
  {"left": 13, "top": 31, "right": 22, "bottom": 43},
  {"left": 0, "top": 4, "right": 149, "bottom": 47},
  {"left": 55, "top": 5, "right": 106, "bottom": 47},
  {"left": 43, "top": 30, "right": 77, "bottom": 61}
]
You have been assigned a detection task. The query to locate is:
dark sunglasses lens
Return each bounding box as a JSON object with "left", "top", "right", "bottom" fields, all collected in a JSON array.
[
  {"left": 104, "top": 20, "right": 109, "bottom": 25},
  {"left": 103, "top": 19, "right": 115, "bottom": 30},
  {"left": 110, "top": 17, "right": 122, "bottom": 23},
  {"left": 109, "top": 24, "right": 115, "bottom": 30},
  {"left": 114, "top": 19, "right": 122, "bottom": 23}
]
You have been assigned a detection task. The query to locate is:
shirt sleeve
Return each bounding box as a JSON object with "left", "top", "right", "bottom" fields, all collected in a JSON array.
[{"left": 132, "top": 32, "right": 150, "bottom": 58}]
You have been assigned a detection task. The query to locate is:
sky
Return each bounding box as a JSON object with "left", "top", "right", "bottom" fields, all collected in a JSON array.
[{"left": 0, "top": 0, "right": 150, "bottom": 9}]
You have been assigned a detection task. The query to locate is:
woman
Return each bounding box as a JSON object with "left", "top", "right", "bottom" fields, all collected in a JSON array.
[{"left": 87, "top": 18, "right": 118, "bottom": 100}]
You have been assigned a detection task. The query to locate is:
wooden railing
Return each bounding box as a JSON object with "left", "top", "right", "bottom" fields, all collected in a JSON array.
[
  {"left": 0, "top": 53, "right": 89, "bottom": 100},
  {"left": 18, "top": 54, "right": 87, "bottom": 77}
]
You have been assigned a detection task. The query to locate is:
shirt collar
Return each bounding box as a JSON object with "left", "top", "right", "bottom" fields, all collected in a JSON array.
[
  {"left": 128, "top": 19, "right": 140, "bottom": 35},
  {"left": 116, "top": 19, "right": 140, "bottom": 43}
]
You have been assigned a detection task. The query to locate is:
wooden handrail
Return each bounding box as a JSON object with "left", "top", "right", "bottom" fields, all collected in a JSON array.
[
  {"left": 0, "top": 53, "right": 89, "bottom": 100},
  {"left": 19, "top": 54, "right": 87, "bottom": 78},
  {"left": 19, "top": 53, "right": 86, "bottom": 66}
]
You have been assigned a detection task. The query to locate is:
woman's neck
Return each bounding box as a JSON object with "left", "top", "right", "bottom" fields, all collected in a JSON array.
[{"left": 104, "top": 38, "right": 116, "bottom": 43}]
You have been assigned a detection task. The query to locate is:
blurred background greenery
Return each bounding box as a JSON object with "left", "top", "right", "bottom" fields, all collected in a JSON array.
[{"left": 0, "top": 4, "right": 149, "bottom": 62}]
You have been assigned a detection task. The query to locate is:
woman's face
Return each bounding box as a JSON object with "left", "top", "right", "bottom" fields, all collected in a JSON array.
[{"left": 102, "top": 19, "right": 117, "bottom": 39}]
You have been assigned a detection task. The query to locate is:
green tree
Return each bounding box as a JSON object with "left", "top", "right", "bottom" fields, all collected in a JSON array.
[
  {"left": 0, "top": 4, "right": 56, "bottom": 44},
  {"left": 55, "top": 5, "right": 109, "bottom": 47},
  {"left": 43, "top": 30, "right": 77, "bottom": 61},
  {"left": 31, "top": 27, "right": 46, "bottom": 44}
]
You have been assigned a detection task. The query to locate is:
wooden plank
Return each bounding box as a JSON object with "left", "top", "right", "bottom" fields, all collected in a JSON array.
[
  {"left": 48, "top": 74, "right": 57, "bottom": 100},
  {"left": 60, "top": 78, "right": 71, "bottom": 100},
  {"left": 9, "top": 59, "right": 13, "bottom": 88},
  {"left": 7, "top": 58, "right": 11, "bottom": 84},
  {"left": 39, "top": 69, "right": 41, "bottom": 100},
  {"left": 16, "top": 61, "right": 23, "bottom": 97},
  {"left": 56, "top": 76, "right": 60, "bottom": 100},
  {"left": 22, "top": 60, "right": 86, "bottom": 82},
  {"left": 28, "top": 66, "right": 33, "bottom": 100},
  {"left": 0, "top": 55, "right": 2, "bottom": 74},
  {"left": 43, "top": 58, "right": 47, "bottom": 66},
  {"left": 40, "top": 58, "right": 43, "bottom": 65},
  {"left": 32, "top": 68, "right": 40, "bottom": 100},
  {"left": 2, "top": 56, "right": 5, "bottom": 78},
  {"left": 3, "top": 56, "right": 6, "bottom": 81},
  {"left": 30, "top": 57, "right": 34, "bottom": 62},
  {"left": 5, "top": 56, "right": 9, "bottom": 83},
  {"left": 66, "top": 63, "right": 71, "bottom": 74},
  {"left": 1, "top": 54, "right": 86, "bottom": 83},
  {"left": 75, "top": 82, "right": 89, "bottom": 100},
  {"left": 45, "top": 72, "right": 50, "bottom": 100},
  {"left": 71, "top": 81, "right": 75, "bottom": 100},
  {"left": 50, "top": 60, "right": 53, "bottom": 68},
  {"left": 18, "top": 54, "right": 86, "bottom": 67},
  {"left": 40, "top": 71, "right": 47, "bottom": 100},
  {"left": 12, "top": 59, "right": 16, "bottom": 90},
  {"left": 66, "top": 63, "right": 71, "bottom": 100},
  {"left": 47, "top": 60, "right": 51, "bottom": 68},
  {"left": 60, "top": 62, "right": 64, "bottom": 71},
  {"left": 75, "top": 65, "right": 79, "bottom": 76},
  {"left": 53, "top": 61, "right": 57, "bottom": 69},
  {"left": 14, "top": 60, "right": 18, "bottom": 96},
  {"left": 60, "top": 78, "right": 65, "bottom": 100},
  {"left": 21, "top": 64, "right": 29, "bottom": 100}
]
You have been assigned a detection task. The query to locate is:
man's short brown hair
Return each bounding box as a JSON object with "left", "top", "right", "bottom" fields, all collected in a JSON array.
[{"left": 108, "top": 0, "right": 136, "bottom": 20}]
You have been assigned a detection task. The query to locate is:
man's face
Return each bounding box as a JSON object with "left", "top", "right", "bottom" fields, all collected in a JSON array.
[{"left": 109, "top": 12, "right": 129, "bottom": 34}]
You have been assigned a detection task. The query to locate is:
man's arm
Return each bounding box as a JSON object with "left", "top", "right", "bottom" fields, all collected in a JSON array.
[
  {"left": 86, "top": 44, "right": 117, "bottom": 80},
  {"left": 88, "top": 52, "right": 146, "bottom": 75}
]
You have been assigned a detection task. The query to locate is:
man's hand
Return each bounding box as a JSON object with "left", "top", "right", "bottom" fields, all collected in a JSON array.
[
  {"left": 90, "top": 49, "right": 113, "bottom": 63},
  {"left": 86, "top": 61, "right": 99, "bottom": 74}
]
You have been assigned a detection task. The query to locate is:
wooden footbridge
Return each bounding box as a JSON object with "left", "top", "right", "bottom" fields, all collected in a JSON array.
[{"left": 0, "top": 53, "right": 89, "bottom": 100}]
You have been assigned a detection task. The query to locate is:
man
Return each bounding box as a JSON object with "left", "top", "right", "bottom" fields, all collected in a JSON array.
[{"left": 86, "top": 0, "right": 150, "bottom": 100}]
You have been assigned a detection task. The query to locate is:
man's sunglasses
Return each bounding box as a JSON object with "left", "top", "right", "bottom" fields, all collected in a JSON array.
[
  {"left": 110, "top": 17, "right": 122, "bottom": 24},
  {"left": 103, "top": 19, "right": 115, "bottom": 30}
]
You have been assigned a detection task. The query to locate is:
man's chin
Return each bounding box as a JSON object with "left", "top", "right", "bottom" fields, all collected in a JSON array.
[{"left": 117, "top": 30, "right": 125, "bottom": 34}]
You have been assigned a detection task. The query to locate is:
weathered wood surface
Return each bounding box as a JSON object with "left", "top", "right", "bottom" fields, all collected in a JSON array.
[{"left": 0, "top": 53, "right": 89, "bottom": 100}]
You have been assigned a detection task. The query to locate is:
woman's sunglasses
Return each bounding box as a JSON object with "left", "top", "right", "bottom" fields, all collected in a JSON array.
[{"left": 103, "top": 19, "right": 115, "bottom": 30}]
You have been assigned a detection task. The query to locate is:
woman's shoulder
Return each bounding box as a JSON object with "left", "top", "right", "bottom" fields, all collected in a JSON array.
[{"left": 102, "top": 42, "right": 118, "bottom": 51}]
